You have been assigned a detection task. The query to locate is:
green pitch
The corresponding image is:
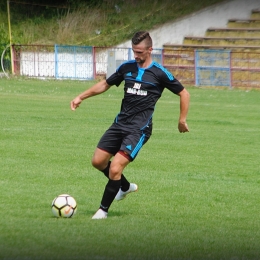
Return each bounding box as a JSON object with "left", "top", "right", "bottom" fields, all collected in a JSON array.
[{"left": 0, "top": 78, "right": 259, "bottom": 259}]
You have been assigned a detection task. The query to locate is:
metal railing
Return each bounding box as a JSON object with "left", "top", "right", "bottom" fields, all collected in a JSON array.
[{"left": 8, "top": 44, "right": 260, "bottom": 89}]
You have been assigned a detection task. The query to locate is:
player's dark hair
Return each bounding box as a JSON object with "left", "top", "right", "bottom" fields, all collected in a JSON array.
[{"left": 132, "top": 31, "right": 152, "bottom": 47}]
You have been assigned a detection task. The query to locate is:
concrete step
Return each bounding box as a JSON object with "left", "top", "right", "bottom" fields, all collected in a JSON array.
[
  {"left": 206, "top": 27, "right": 260, "bottom": 38},
  {"left": 163, "top": 52, "right": 195, "bottom": 66},
  {"left": 227, "top": 19, "right": 260, "bottom": 28},
  {"left": 183, "top": 36, "right": 260, "bottom": 46},
  {"left": 165, "top": 65, "right": 260, "bottom": 88},
  {"left": 163, "top": 51, "right": 195, "bottom": 67},
  {"left": 163, "top": 44, "right": 260, "bottom": 52},
  {"left": 251, "top": 9, "right": 260, "bottom": 19},
  {"left": 231, "top": 52, "right": 260, "bottom": 69},
  {"left": 164, "top": 46, "right": 260, "bottom": 67},
  {"left": 232, "top": 61, "right": 260, "bottom": 69},
  {"left": 163, "top": 55, "right": 194, "bottom": 66},
  {"left": 163, "top": 59, "right": 194, "bottom": 66},
  {"left": 162, "top": 50, "right": 195, "bottom": 85},
  {"left": 231, "top": 61, "right": 260, "bottom": 69},
  {"left": 232, "top": 70, "right": 260, "bottom": 88}
]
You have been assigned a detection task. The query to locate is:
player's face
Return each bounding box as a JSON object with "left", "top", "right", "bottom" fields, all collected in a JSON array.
[{"left": 132, "top": 41, "right": 152, "bottom": 64}]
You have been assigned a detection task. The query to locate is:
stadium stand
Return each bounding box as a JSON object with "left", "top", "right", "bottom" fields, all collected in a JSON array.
[{"left": 163, "top": 9, "right": 260, "bottom": 88}]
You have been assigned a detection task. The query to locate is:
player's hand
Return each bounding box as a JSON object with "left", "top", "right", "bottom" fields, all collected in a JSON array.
[
  {"left": 70, "top": 97, "right": 82, "bottom": 111},
  {"left": 178, "top": 121, "right": 189, "bottom": 133}
]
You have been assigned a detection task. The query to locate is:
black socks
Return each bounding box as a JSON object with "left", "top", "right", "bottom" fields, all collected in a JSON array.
[
  {"left": 101, "top": 161, "right": 130, "bottom": 192},
  {"left": 99, "top": 161, "right": 131, "bottom": 212},
  {"left": 100, "top": 179, "right": 121, "bottom": 212},
  {"left": 101, "top": 161, "right": 111, "bottom": 178},
  {"left": 120, "top": 175, "right": 130, "bottom": 192}
]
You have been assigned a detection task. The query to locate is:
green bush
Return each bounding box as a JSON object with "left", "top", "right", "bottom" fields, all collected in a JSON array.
[
  {"left": 1, "top": 0, "right": 225, "bottom": 46},
  {"left": 0, "top": 22, "right": 9, "bottom": 72}
]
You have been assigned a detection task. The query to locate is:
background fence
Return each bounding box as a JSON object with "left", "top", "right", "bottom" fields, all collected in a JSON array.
[
  {"left": 163, "top": 48, "right": 260, "bottom": 89},
  {"left": 55, "top": 45, "right": 94, "bottom": 80},
  {"left": 9, "top": 44, "right": 260, "bottom": 89},
  {"left": 195, "top": 50, "right": 231, "bottom": 87}
]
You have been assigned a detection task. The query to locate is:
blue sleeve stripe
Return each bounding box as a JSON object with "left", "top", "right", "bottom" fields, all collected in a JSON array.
[{"left": 153, "top": 62, "right": 174, "bottom": 80}]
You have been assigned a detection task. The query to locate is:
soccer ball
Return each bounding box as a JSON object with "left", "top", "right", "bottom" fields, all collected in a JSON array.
[{"left": 51, "top": 194, "right": 77, "bottom": 218}]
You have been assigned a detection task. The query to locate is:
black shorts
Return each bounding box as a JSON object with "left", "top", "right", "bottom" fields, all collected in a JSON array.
[{"left": 97, "top": 123, "right": 152, "bottom": 161}]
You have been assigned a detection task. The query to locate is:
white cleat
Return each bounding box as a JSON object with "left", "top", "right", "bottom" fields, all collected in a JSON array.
[
  {"left": 92, "top": 209, "right": 107, "bottom": 220},
  {"left": 115, "top": 183, "right": 138, "bottom": 201}
]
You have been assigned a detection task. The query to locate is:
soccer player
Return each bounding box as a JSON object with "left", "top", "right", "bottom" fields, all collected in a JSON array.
[{"left": 70, "top": 31, "right": 190, "bottom": 219}]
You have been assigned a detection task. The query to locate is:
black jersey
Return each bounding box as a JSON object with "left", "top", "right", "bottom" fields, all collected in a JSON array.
[{"left": 106, "top": 60, "right": 184, "bottom": 130}]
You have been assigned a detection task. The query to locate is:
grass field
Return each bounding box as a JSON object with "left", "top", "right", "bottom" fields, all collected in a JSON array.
[{"left": 0, "top": 78, "right": 259, "bottom": 260}]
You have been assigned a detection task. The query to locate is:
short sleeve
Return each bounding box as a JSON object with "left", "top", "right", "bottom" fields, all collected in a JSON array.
[
  {"left": 159, "top": 69, "right": 184, "bottom": 94},
  {"left": 106, "top": 62, "right": 127, "bottom": 87}
]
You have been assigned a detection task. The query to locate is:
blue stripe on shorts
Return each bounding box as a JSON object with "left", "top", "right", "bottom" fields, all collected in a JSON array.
[{"left": 130, "top": 133, "right": 146, "bottom": 159}]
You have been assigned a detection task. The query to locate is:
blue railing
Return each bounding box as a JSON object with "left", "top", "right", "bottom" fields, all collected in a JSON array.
[
  {"left": 195, "top": 49, "right": 231, "bottom": 87},
  {"left": 55, "top": 45, "right": 94, "bottom": 80}
]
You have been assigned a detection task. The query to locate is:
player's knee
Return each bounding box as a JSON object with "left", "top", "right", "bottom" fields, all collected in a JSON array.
[
  {"left": 109, "top": 164, "right": 122, "bottom": 180},
  {"left": 91, "top": 157, "right": 104, "bottom": 170}
]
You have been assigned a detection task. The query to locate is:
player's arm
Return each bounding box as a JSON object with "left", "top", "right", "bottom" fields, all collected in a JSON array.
[
  {"left": 177, "top": 88, "right": 190, "bottom": 133},
  {"left": 70, "top": 79, "right": 111, "bottom": 110}
]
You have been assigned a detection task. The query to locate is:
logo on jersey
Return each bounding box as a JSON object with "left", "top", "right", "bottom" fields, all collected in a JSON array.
[
  {"left": 127, "top": 83, "right": 147, "bottom": 96},
  {"left": 133, "top": 83, "right": 141, "bottom": 89}
]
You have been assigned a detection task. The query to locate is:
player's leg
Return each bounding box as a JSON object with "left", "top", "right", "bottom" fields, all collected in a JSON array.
[
  {"left": 115, "top": 128, "right": 152, "bottom": 201},
  {"left": 92, "top": 147, "right": 131, "bottom": 188},
  {"left": 91, "top": 147, "right": 112, "bottom": 171},
  {"left": 92, "top": 152, "right": 130, "bottom": 219},
  {"left": 92, "top": 125, "right": 151, "bottom": 219},
  {"left": 92, "top": 125, "right": 132, "bottom": 191}
]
